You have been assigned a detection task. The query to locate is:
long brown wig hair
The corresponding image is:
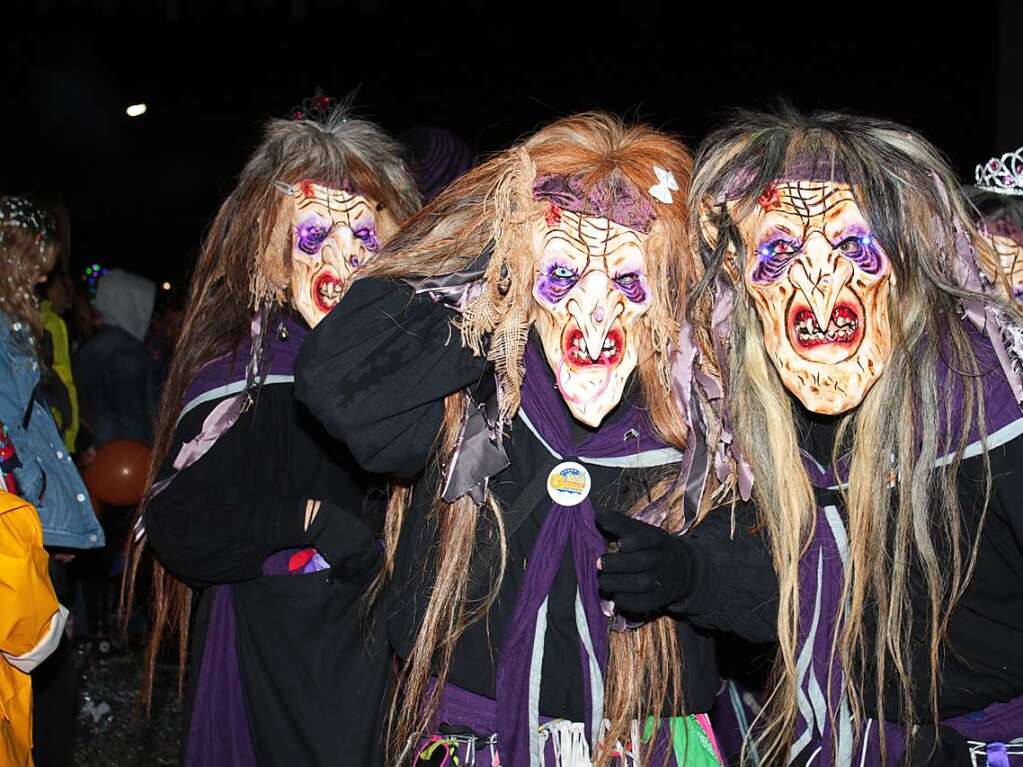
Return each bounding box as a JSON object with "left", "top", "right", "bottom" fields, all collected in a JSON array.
[
  {"left": 360, "top": 112, "right": 707, "bottom": 764},
  {"left": 123, "top": 103, "right": 419, "bottom": 706},
  {"left": 0, "top": 196, "right": 57, "bottom": 344},
  {"left": 691, "top": 107, "right": 1023, "bottom": 764}
]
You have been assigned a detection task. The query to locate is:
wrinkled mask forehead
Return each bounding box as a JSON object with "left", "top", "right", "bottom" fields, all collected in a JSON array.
[
  {"left": 530, "top": 202, "right": 652, "bottom": 427},
  {"left": 732, "top": 177, "right": 894, "bottom": 415},
  {"left": 288, "top": 180, "right": 377, "bottom": 233},
  {"left": 283, "top": 180, "right": 383, "bottom": 328}
]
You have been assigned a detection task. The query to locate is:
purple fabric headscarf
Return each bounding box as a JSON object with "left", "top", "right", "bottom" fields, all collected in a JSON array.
[{"left": 533, "top": 173, "right": 657, "bottom": 234}]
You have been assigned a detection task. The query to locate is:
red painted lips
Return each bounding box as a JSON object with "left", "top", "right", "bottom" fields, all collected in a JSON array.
[
  {"left": 791, "top": 302, "right": 861, "bottom": 349},
  {"left": 562, "top": 326, "right": 624, "bottom": 368},
  {"left": 313, "top": 272, "right": 344, "bottom": 313}
]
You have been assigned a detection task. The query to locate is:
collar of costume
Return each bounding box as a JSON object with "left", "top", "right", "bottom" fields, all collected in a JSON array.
[
  {"left": 180, "top": 310, "right": 308, "bottom": 416},
  {"left": 407, "top": 242, "right": 493, "bottom": 318},
  {"left": 136, "top": 310, "right": 307, "bottom": 539},
  {"left": 494, "top": 341, "right": 677, "bottom": 767},
  {"left": 533, "top": 173, "right": 656, "bottom": 234}
]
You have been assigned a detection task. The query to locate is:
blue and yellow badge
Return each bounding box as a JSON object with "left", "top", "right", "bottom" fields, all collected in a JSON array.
[{"left": 546, "top": 461, "right": 591, "bottom": 506}]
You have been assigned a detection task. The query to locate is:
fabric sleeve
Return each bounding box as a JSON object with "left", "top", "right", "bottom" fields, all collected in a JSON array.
[
  {"left": 294, "top": 277, "right": 488, "bottom": 478},
  {"left": 144, "top": 390, "right": 314, "bottom": 586},
  {"left": 0, "top": 494, "right": 62, "bottom": 663},
  {"left": 304, "top": 499, "right": 381, "bottom": 579},
  {"left": 670, "top": 500, "right": 779, "bottom": 643}
]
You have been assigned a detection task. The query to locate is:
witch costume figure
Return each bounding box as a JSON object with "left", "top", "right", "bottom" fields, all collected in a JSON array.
[
  {"left": 126, "top": 98, "right": 420, "bottom": 767},
  {"left": 695, "top": 108, "right": 1023, "bottom": 766},
  {"left": 295, "top": 113, "right": 778, "bottom": 767},
  {"left": 968, "top": 145, "right": 1023, "bottom": 301}
]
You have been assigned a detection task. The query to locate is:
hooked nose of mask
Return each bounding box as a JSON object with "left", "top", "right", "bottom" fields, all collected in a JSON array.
[
  {"left": 788, "top": 235, "right": 854, "bottom": 332},
  {"left": 566, "top": 270, "right": 624, "bottom": 361}
]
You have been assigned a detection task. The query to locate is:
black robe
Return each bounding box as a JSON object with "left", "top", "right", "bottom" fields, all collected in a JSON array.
[
  {"left": 146, "top": 342, "right": 389, "bottom": 766},
  {"left": 294, "top": 277, "right": 779, "bottom": 723}
]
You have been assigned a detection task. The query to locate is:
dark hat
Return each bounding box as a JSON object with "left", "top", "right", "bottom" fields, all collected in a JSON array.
[{"left": 400, "top": 126, "right": 474, "bottom": 202}]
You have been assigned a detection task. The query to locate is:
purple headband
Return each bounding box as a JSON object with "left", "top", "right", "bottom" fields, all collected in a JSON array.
[
  {"left": 533, "top": 173, "right": 657, "bottom": 234},
  {"left": 724, "top": 156, "right": 850, "bottom": 201}
]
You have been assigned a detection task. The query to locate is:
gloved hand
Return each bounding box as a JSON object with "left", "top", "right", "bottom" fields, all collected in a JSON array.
[
  {"left": 305, "top": 500, "right": 381, "bottom": 580},
  {"left": 595, "top": 507, "right": 695, "bottom": 617}
]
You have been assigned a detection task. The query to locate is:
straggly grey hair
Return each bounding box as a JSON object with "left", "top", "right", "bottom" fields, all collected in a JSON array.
[{"left": 250, "top": 98, "right": 421, "bottom": 304}]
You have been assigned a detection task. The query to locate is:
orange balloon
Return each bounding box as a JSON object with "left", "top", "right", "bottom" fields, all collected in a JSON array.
[{"left": 83, "top": 440, "right": 151, "bottom": 506}]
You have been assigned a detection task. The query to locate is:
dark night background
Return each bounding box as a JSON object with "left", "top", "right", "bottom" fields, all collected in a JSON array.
[{"left": 2, "top": 2, "right": 1020, "bottom": 298}]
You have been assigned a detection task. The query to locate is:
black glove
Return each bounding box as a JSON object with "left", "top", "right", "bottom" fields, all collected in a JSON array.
[
  {"left": 595, "top": 507, "right": 695, "bottom": 617},
  {"left": 305, "top": 500, "right": 381, "bottom": 580}
]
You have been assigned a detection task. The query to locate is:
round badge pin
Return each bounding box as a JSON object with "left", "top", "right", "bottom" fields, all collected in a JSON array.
[{"left": 546, "top": 461, "right": 591, "bottom": 506}]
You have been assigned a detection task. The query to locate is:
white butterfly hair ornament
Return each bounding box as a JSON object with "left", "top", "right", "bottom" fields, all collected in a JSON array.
[{"left": 649, "top": 164, "right": 680, "bottom": 204}]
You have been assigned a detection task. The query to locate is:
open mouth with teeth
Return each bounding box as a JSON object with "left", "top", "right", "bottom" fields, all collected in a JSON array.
[
  {"left": 789, "top": 302, "right": 862, "bottom": 351},
  {"left": 562, "top": 325, "right": 624, "bottom": 369},
  {"left": 313, "top": 272, "right": 344, "bottom": 313}
]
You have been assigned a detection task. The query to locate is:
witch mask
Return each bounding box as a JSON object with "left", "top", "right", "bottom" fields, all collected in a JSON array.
[
  {"left": 530, "top": 174, "right": 657, "bottom": 427},
  {"left": 735, "top": 179, "right": 893, "bottom": 414},
  {"left": 979, "top": 220, "right": 1023, "bottom": 299},
  {"left": 281, "top": 180, "right": 390, "bottom": 328}
]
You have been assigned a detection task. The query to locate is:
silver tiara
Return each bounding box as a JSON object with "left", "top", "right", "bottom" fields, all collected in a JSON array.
[{"left": 975, "top": 146, "right": 1023, "bottom": 196}]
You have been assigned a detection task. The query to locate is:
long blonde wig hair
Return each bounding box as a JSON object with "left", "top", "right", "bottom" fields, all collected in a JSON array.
[
  {"left": 691, "top": 107, "right": 1023, "bottom": 764},
  {"left": 361, "top": 112, "right": 705, "bottom": 764}
]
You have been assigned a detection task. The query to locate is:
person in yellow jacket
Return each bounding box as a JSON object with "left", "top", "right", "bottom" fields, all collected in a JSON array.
[
  {"left": 41, "top": 275, "right": 80, "bottom": 454},
  {"left": 0, "top": 489, "right": 68, "bottom": 767}
]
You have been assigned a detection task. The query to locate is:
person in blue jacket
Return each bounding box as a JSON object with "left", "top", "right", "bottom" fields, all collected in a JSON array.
[{"left": 0, "top": 195, "right": 103, "bottom": 551}]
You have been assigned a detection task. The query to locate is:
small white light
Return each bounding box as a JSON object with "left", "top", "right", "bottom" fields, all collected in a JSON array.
[
  {"left": 126, "top": 103, "right": 147, "bottom": 117},
  {"left": 161, "top": 281, "right": 171, "bottom": 291}
]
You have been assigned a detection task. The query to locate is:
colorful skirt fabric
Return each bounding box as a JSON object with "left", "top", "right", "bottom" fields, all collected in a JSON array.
[{"left": 411, "top": 682, "right": 722, "bottom": 767}]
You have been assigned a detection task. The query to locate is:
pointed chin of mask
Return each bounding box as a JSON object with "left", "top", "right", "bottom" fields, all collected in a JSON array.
[
  {"left": 753, "top": 268, "right": 892, "bottom": 416},
  {"left": 537, "top": 315, "right": 637, "bottom": 428},
  {"left": 293, "top": 264, "right": 346, "bottom": 329}
]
